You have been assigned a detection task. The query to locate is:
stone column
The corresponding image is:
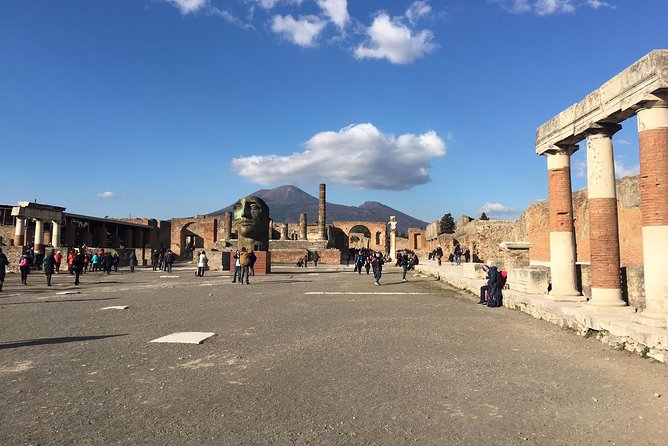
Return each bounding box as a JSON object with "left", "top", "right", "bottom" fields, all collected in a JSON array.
[
  {"left": 545, "top": 146, "right": 581, "bottom": 300},
  {"left": 281, "top": 223, "right": 288, "bottom": 240},
  {"left": 51, "top": 220, "right": 62, "bottom": 248},
  {"left": 222, "top": 212, "right": 232, "bottom": 239},
  {"left": 389, "top": 216, "right": 397, "bottom": 260},
  {"left": 586, "top": 125, "right": 626, "bottom": 307},
  {"left": 14, "top": 218, "right": 25, "bottom": 246},
  {"left": 635, "top": 98, "right": 668, "bottom": 327},
  {"left": 299, "top": 213, "right": 307, "bottom": 240},
  {"left": 318, "top": 183, "right": 327, "bottom": 240},
  {"left": 124, "top": 228, "right": 133, "bottom": 248},
  {"left": 34, "top": 219, "right": 45, "bottom": 252},
  {"left": 268, "top": 218, "right": 274, "bottom": 241}
]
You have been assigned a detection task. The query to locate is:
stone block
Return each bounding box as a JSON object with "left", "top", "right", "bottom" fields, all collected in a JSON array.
[{"left": 508, "top": 267, "right": 550, "bottom": 294}]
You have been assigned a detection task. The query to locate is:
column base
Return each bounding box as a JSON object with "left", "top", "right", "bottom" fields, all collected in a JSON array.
[
  {"left": 583, "top": 304, "right": 634, "bottom": 314},
  {"left": 545, "top": 292, "right": 585, "bottom": 303},
  {"left": 632, "top": 311, "right": 667, "bottom": 329},
  {"left": 588, "top": 288, "right": 627, "bottom": 307}
]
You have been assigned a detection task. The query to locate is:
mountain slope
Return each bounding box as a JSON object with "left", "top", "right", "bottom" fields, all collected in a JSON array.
[{"left": 208, "top": 185, "right": 426, "bottom": 234}]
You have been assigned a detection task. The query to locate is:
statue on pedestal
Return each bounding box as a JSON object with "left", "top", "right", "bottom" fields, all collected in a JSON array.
[{"left": 233, "top": 196, "right": 270, "bottom": 251}]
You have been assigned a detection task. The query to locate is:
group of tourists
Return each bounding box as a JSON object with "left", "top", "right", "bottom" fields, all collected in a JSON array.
[
  {"left": 151, "top": 249, "right": 176, "bottom": 273},
  {"left": 232, "top": 247, "right": 256, "bottom": 284},
  {"left": 428, "top": 243, "right": 471, "bottom": 266},
  {"left": 296, "top": 250, "right": 319, "bottom": 267},
  {"left": 350, "top": 248, "right": 386, "bottom": 285}
]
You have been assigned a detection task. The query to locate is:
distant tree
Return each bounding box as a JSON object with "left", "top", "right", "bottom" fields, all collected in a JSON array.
[
  {"left": 440, "top": 213, "right": 455, "bottom": 234},
  {"left": 479, "top": 212, "right": 490, "bottom": 221}
]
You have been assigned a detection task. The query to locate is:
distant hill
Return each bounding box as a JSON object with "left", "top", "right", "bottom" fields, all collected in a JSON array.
[{"left": 208, "top": 185, "right": 427, "bottom": 234}]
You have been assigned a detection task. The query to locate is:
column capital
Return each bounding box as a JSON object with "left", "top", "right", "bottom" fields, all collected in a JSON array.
[
  {"left": 543, "top": 144, "right": 579, "bottom": 157},
  {"left": 586, "top": 123, "right": 622, "bottom": 138}
]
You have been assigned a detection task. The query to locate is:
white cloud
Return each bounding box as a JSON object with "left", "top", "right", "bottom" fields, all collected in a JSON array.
[
  {"left": 166, "top": 0, "right": 208, "bottom": 15},
  {"left": 586, "top": 0, "right": 615, "bottom": 9},
  {"left": 97, "top": 191, "right": 119, "bottom": 199},
  {"left": 492, "top": 0, "right": 576, "bottom": 15},
  {"left": 479, "top": 202, "right": 519, "bottom": 217},
  {"left": 317, "top": 0, "right": 349, "bottom": 29},
  {"left": 406, "top": 1, "right": 432, "bottom": 26},
  {"left": 355, "top": 13, "right": 435, "bottom": 64},
  {"left": 614, "top": 157, "right": 639, "bottom": 178},
  {"left": 271, "top": 14, "right": 327, "bottom": 47},
  {"left": 231, "top": 123, "right": 446, "bottom": 190}
]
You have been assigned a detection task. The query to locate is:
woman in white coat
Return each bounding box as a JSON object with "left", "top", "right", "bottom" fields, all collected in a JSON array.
[{"left": 197, "top": 251, "right": 208, "bottom": 277}]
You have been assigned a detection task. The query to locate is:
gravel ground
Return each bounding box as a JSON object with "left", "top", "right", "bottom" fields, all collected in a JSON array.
[{"left": 1, "top": 265, "right": 667, "bottom": 445}]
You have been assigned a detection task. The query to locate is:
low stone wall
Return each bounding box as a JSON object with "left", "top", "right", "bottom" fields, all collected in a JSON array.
[
  {"left": 507, "top": 267, "right": 550, "bottom": 294},
  {"left": 271, "top": 249, "right": 342, "bottom": 265}
]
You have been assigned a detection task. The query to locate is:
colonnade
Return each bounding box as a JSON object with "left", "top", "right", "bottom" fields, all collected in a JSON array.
[
  {"left": 537, "top": 50, "right": 668, "bottom": 327},
  {"left": 13, "top": 217, "right": 62, "bottom": 251}
]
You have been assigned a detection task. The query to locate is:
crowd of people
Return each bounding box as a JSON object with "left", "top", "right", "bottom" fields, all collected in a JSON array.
[{"left": 428, "top": 243, "right": 471, "bottom": 265}]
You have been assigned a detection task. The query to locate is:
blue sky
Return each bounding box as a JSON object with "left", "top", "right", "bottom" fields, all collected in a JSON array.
[{"left": 1, "top": 0, "right": 666, "bottom": 223}]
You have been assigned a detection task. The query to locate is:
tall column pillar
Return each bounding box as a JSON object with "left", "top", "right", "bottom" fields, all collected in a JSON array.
[
  {"left": 222, "top": 212, "right": 232, "bottom": 239},
  {"left": 545, "top": 146, "right": 581, "bottom": 300},
  {"left": 318, "top": 183, "right": 327, "bottom": 240},
  {"left": 586, "top": 124, "right": 626, "bottom": 307},
  {"left": 635, "top": 98, "right": 668, "bottom": 327},
  {"left": 51, "top": 220, "right": 62, "bottom": 248},
  {"left": 389, "top": 216, "right": 397, "bottom": 259},
  {"left": 299, "top": 213, "right": 307, "bottom": 240},
  {"left": 14, "top": 218, "right": 25, "bottom": 246},
  {"left": 34, "top": 219, "right": 45, "bottom": 252},
  {"left": 280, "top": 223, "right": 289, "bottom": 240},
  {"left": 268, "top": 218, "right": 274, "bottom": 241}
]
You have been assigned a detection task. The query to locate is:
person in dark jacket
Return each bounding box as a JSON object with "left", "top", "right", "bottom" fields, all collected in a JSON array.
[
  {"left": 130, "top": 251, "right": 137, "bottom": 273},
  {"left": 43, "top": 249, "right": 57, "bottom": 286},
  {"left": 0, "top": 248, "right": 9, "bottom": 292},
  {"left": 103, "top": 252, "right": 114, "bottom": 274},
  {"left": 485, "top": 266, "right": 503, "bottom": 308},
  {"left": 72, "top": 250, "right": 85, "bottom": 286},
  {"left": 399, "top": 251, "right": 409, "bottom": 282}
]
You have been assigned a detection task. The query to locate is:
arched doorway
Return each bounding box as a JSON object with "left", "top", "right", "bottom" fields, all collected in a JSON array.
[{"left": 348, "top": 225, "right": 371, "bottom": 249}]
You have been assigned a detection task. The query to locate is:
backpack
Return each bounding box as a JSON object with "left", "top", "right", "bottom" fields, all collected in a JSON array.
[{"left": 19, "top": 257, "right": 28, "bottom": 267}]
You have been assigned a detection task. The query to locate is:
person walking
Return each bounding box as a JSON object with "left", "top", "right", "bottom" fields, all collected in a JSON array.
[
  {"left": 67, "top": 250, "right": 75, "bottom": 275},
  {"left": 72, "top": 250, "right": 84, "bottom": 286},
  {"left": 312, "top": 251, "right": 320, "bottom": 267},
  {"left": 103, "top": 252, "right": 113, "bottom": 274},
  {"left": 43, "top": 249, "right": 56, "bottom": 286},
  {"left": 197, "top": 251, "right": 208, "bottom": 277},
  {"left": 54, "top": 250, "right": 62, "bottom": 274},
  {"left": 130, "top": 251, "right": 137, "bottom": 273},
  {"left": 454, "top": 243, "right": 462, "bottom": 266},
  {"left": 151, "top": 249, "right": 159, "bottom": 271},
  {"left": 0, "top": 248, "right": 9, "bottom": 292},
  {"left": 399, "top": 251, "right": 409, "bottom": 282},
  {"left": 436, "top": 245, "right": 443, "bottom": 266},
  {"left": 232, "top": 250, "right": 241, "bottom": 283},
  {"left": 112, "top": 253, "right": 119, "bottom": 272},
  {"left": 239, "top": 247, "right": 251, "bottom": 284},
  {"left": 371, "top": 252, "right": 384, "bottom": 286},
  {"left": 19, "top": 253, "right": 30, "bottom": 285}
]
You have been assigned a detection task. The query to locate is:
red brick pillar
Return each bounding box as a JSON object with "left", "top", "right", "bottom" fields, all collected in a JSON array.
[
  {"left": 586, "top": 124, "right": 626, "bottom": 307},
  {"left": 545, "top": 145, "right": 581, "bottom": 300},
  {"left": 635, "top": 98, "right": 668, "bottom": 326}
]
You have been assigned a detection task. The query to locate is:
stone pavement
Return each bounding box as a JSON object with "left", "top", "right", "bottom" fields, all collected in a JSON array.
[
  {"left": 414, "top": 259, "right": 668, "bottom": 363},
  {"left": 1, "top": 264, "right": 667, "bottom": 445}
]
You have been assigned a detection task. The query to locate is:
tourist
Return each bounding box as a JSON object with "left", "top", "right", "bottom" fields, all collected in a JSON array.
[
  {"left": 112, "top": 253, "right": 119, "bottom": 272},
  {"left": 364, "top": 251, "right": 372, "bottom": 275},
  {"left": 103, "top": 252, "right": 113, "bottom": 274},
  {"left": 43, "top": 249, "right": 56, "bottom": 286},
  {"left": 67, "top": 250, "right": 74, "bottom": 275},
  {"left": 355, "top": 250, "right": 364, "bottom": 274},
  {"left": 151, "top": 249, "right": 159, "bottom": 271},
  {"left": 454, "top": 243, "right": 462, "bottom": 266},
  {"left": 130, "top": 251, "right": 137, "bottom": 273},
  {"left": 312, "top": 251, "right": 319, "bottom": 267},
  {"left": 464, "top": 248, "right": 471, "bottom": 263},
  {"left": 232, "top": 250, "right": 241, "bottom": 283},
  {"left": 399, "top": 251, "right": 409, "bottom": 282},
  {"left": 249, "top": 250, "right": 256, "bottom": 276},
  {"left": 165, "top": 249, "right": 175, "bottom": 273},
  {"left": 302, "top": 251, "right": 308, "bottom": 268},
  {"left": 239, "top": 247, "right": 250, "bottom": 284},
  {"left": 436, "top": 245, "right": 443, "bottom": 266},
  {"left": 72, "top": 250, "right": 84, "bottom": 285},
  {"left": 19, "top": 253, "right": 30, "bottom": 285},
  {"left": 54, "top": 250, "right": 62, "bottom": 273},
  {"left": 91, "top": 252, "right": 99, "bottom": 272},
  {"left": 371, "top": 252, "right": 384, "bottom": 286},
  {"left": 0, "top": 248, "right": 9, "bottom": 292},
  {"left": 197, "top": 251, "right": 208, "bottom": 277}
]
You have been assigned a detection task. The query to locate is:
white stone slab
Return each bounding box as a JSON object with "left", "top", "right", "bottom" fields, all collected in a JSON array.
[
  {"left": 101, "top": 306, "right": 129, "bottom": 310},
  {"left": 305, "top": 292, "right": 433, "bottom": 295},
  {"left": 55, "top": 291, "right": 81, "bottom": 295},
  {"left": 160, "top": 275, "right": 180, "bottom": 278},
  {"left": 150, "top": 332, "right": 216, "bottom": 344}
]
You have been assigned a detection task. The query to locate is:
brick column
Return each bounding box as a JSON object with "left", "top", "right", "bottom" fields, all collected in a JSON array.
[
  {"left": 635, "top": 99, "right": 668, "bottom": 327},
  {"left": 586, "top": 125, "right": 626, "bottom": 307},
  {"left": 299, "top": 213, "right": 307, "bottom": 240},
  {"left": 222, "top": 212, "right": 232, "bottom": 239},
  {"left": 318, "top": 183, "right": 327, "bottom": 240},
  {"left": 14, "top": 218, "right": 25, "bottom": 246},
  {"left": 34, "top": 219, "right": 45, "bottom": 253},
  {"left": 545, "top": 146, "right": 581, "bottom": 300},
  {"left": 280, "top": 223, "right": 289, "bottom": 240}
]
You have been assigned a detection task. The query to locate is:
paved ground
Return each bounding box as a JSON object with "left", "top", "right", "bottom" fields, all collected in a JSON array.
[{"left": 1, "top": 264, "right": 667, "bottom": 445}]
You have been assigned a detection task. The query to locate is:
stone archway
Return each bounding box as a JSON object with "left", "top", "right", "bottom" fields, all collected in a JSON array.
[{"left": 348, "top": 225, "right": 371, "bottom": 249}]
